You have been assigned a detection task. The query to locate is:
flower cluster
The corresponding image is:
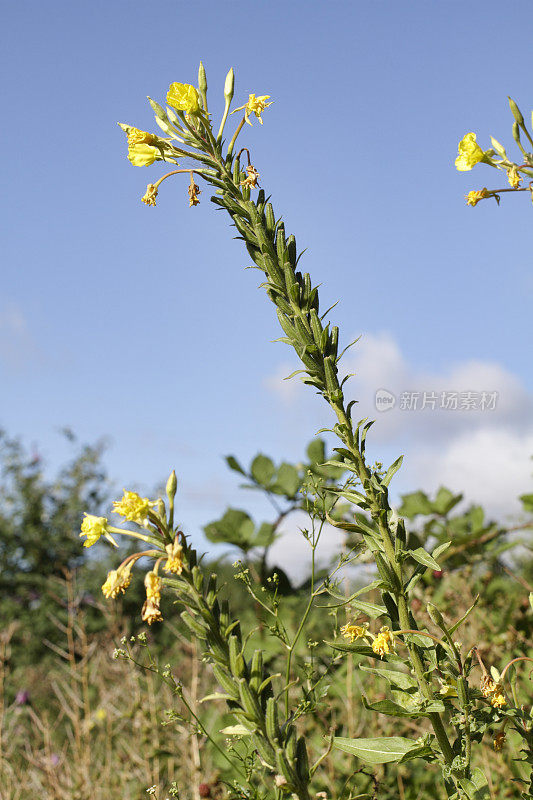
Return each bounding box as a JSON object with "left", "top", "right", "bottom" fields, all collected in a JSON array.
[
  {"left": 340, "top": 621, "right": 395, "bottom": 659},
  {"left": 480, "top": 675, "right": 506, "bottom": 709}
]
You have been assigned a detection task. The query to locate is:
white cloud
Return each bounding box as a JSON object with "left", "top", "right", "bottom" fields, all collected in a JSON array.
[{"left": 264, "top": 331, "right": 533, "bottom": 521}]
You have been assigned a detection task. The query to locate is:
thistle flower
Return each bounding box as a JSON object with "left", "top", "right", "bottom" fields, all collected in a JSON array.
[
  {"left": 102, "top": 561, "right": 133, "bottom": 599},
  {"left": 164, "top": 537, "right": 184, "bottom": 574},
  {"left": 455, "top": 132, "right": 487, "bottom": 171},
  {"left": 112, "top": 490, "right": 154, "bottom": 524},
  {"left": 340, "top": 622, "right": 368, "bottom": 643},
  {"left": 166, "top": 82, "right": 201, "bottom": 114},
  {"left": 141, "top": 184, "right": 158, "bottom": 207},
  {"left": 128, "top": 143, "right": 159, "bottom": 167},
  {"left": 371, "top": 626, "right": 395, "bottom": 658},
  {"left": 232, "top": 93, "right": 272, "bottom": 125},
  {"left": 80, "top": 514, "right": 115, "bottom": 547},
  {"left": 465, "top": 188, "right": 489, "bottom": 207}
]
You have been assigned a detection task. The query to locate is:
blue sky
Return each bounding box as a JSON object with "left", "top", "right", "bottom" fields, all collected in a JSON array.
[{"left": 2, "top": 0, "right": 533, "bottom": 564}]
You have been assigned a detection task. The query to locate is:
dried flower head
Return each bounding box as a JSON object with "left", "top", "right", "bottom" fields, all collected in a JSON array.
[
  {"left": 165, "top": 537, "right": 184, "bottom": 574},
  {"left": 142, "top": 184, "right": 159, "bottom": 207}
]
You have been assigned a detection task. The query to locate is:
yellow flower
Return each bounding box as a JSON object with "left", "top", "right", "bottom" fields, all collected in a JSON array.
[
  {"left": 141, "top": 597, "right": 163, "bottom": 624},
  {"left": 240, "top": 165, "right": 260, "bottom": 189},
  {"left": 126, "top": 127, "right": 157, "bottom": 146},
  {"left": 141, "top": 184, "right": 158, "bottom": 207},
  {"left": 128, "top": 143, "right": 159, "bottom": 167},
  {"left": 188, "top": 177, "right": 201, "bottom": 207},
  {"left": 371, "top": 626, "right": 395, "bottom": 658},
  {"left": 166, "top": 83, "right": 201, "bottom": 114},
  {"left": 142, "top": 571, "right": 163, "bottom": 624},
  {"left": 493, "top": 731, "right": 506, "bottom": 751},
  {"left": 112, "top": 490, "right": 154, "bottom": 524},
  {"left": 507, "top": 166, "right": 521, "bottom": 189},
  {"left": 465, "top": 188, "right": 489, "bottom": 207},
  {"left": 232, "top": 94, "right": 273, "bottom": 125},
  {"left": 480, "top": 675, "right": 496, "bottom": 697},
  {"left": 102, "top": 561, "right": 133, "bottom": 599},
  {"left": 340, "top": 622, "right": 368, "bottom": 643},
  {"left": 490, "top": 688, "right": 506, "bottom": 709},
  {"left": 80, "top": 514, "right": 112, "bottom": 547},
  {"left": 455, "top": 132, "right": 486, "bottom": 171},
  {"left": 164, "top": 537, "right": 184, "bottom": 575}
]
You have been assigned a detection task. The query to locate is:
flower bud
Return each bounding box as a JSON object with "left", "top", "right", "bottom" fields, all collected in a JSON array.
[
  {"left": 508, "top": 97, "right": 524, "bottom": 126},
  {"left": 224, "top": 67, "right": 235, "bottom": 104},
  {"left": 198, "top": 61, "right": 207, "bottom": 95},
  {"left": 166, "top": 469, "right": 178, "bottom": 502},
  {"left": 426, "top": 603, "right": 444, "bottom": 627}
]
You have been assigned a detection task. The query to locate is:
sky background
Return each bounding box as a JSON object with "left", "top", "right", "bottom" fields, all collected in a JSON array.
[{"left": 2, "top": 0, "right": 532, "bottom": 575}]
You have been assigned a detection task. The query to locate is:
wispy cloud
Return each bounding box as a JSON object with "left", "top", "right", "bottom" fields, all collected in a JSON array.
[{"left": 0, "top": 304, "right": 42, "bottom": 371}]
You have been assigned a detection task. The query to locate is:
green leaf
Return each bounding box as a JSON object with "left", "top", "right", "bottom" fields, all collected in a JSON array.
[
  {"left": 253, "top": 522, "right": 276, "bottom": 548},
  {"left": 520, "top": 492, "right": 533, "bottom": 513},
  {"left": 381, "top": 455, "right": 403, "bottom": 488},
  {"left": 272, "top": 462, "right": 300, "bottom": 497},
  {"left": 432, "top": 487, "right": 463, "bottom": 516},
  {"left": 449, "top": 594, "right": 480, "bottom": 635},
  {"left": 225, "top": 455, "right": 246, "bottom": 475},
  {"left": 408, "top": 547, "right": 441, "bottom": 571},
  {"left": 333, "top": 736, "right": 426, "bottom": 764},
  {"left": 250, "top": 454, "right": 275, "bottom": 486},
  {"left": 203, "top": 508, "right": 255, "bottom": 550},
  {"left": 349, "top": 599, "right": 387, "bottom": 618},
  {"left": 458, "top": 768, "right": 490, "bottom": 800},
  {"left": 306, "top": 438, "right": 326, "bottom": 464},
  {"left": 398, "top": 490, "right": 433, "bottom": 518},
  {"left": 363, "top": 699, "right": 420, "bottom": 718},
  {"left": 326, "top": 641, "right": 403, "bottom": 662},
  {"left": 359, "top": 666, "right": 418, "bottom": 691}
]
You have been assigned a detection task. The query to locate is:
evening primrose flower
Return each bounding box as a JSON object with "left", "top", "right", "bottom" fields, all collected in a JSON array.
[
  {"left": 465, "top": 188, "right": 489, "bottom": 207},
  {"left": 340, "top": 622, "right": 369, "bottom": 643},
  {"left": 102, "top": 561, "right": 133, "bottom": 599},
  {"left": 232, "top": 94, "right": 272, "bottom": 125},
  {"left": 164, "top": 537, "right": 184, "bottom": 575},
  {"left": 455, "top": 132, "right": 486, "bottom": 171},
  {"left": 507, "top": 166, "right": 521, "bottom": 189},
  {"left": 480, "top": 675, "right": 506, "bottom": 708},
  {"left": 166, "top": 82, "right": 201, "bottom": 114},
  {"left": 80, "top": 514, "right": 117, "bottom": 548},
  {"left": 141, "top": 184, "right": 158, "bottom": 207},
  {"left": 141, "top": 570, "right": 163, "bottom": 624},
  {"left": 371, "top": 626, "right": 395, "bottom": 658},
  {"left": 240, "top": 165, "right": 260, "bottom": 189},
  {"left": 112, "top": 490, "right": 154, "bottom": 524},
  {"left": 128, "top": 143, "right": 159, "bottom": 167},
  {"left": 126, "top": 127, "right": 157, "bottom": 146}
]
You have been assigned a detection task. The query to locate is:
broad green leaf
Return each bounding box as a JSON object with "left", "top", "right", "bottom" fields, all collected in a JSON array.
[
  {"left": 360, "top": 666, "right": 417, "bottom": 691},
  {"left": 334, "top": 736, "right": 425, "bottom": 764},
  {"left": 250, "top": 454, "right": 275, "bottom": 486},
  {"left": 350, "top": 598, "right": 387, "bottom": 618},
  {"left": 306, "top": 438, "right": 326, "bottom": 464},
  {"left": 432, "top": 541, "right": 451, "bottom": 560},
  {"left": 253, "top": 522, "right": 276, "bottom": 548},
  {"left": 432, "top": 486, "right": 463, "bottom": 516},
  {"left": 458, "top": 768, "right": 490, "bottom": 800},
  {"left": 272, "top": 462, "right": 300, "bottom": 497},
  {"left": 408, "top": 547, "right": 441, "bottom": 571},
  {"left": 398, "top": 490, "right": 433, "bottom": 518},
  {"left": 363, "top": 699, "right": 420, "bottom": 718}
]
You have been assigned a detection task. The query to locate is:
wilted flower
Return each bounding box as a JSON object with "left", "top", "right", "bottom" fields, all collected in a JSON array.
[
  {"left": 455, "top": 132, "right": 486, "bottom": 171},
  {"left": 166, "top": 82, "right": 201, "bottom": 114},
  {"left": 340, "top": 622, "right": 368, "bottom": 643},
  {"left": 232, "top": 93, "right": 272, "bottom": 125},
  {"left": 240, "top": 165, "right": 260, "bottom": 189},
  {"left": 465, "top": 188, "right": 489, "bottom": 207},
  {"left": 507, "top": 166, "right": 521, "bottom": 188},
  {"left": 188, "top": 176, "right": 201, "bottom": 207},
  {"left": 113, "top": 490, "right": 154, "bottom": 524},
  {"left": 493, "top": 731, "right": 506, "bottom": 750},
  {"left": 165, "top": 537, "right": 184, "bottom": 574},
  {"left": 371, "top": 626, "right": 395, "bottom": 658},
  {"left": 102, "top": 561, "right": 133, "bottom": 599},
  {"left": 141, "top": 571, "right": 163, "bottom": 624},
  {"left": 141, "top": 184, "right": 159, "bottom": 207}
]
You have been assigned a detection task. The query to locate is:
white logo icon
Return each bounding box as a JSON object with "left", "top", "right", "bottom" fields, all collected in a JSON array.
[{"left": 375, "top": 389, "right": 396, "bottom": 411}]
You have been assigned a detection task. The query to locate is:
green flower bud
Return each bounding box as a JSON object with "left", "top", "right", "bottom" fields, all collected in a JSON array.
[
  {"left": 198, "top": 61, "right": 207, "bottom": 94},
  {"left": 427, "top": 603, "right": 445, "bottom": 627},
  {"left": 166, "top": 470, "right": 177, "bottom": 502},
  {"left": 508, "top": 97, "right": 524, "bottom": 126}
]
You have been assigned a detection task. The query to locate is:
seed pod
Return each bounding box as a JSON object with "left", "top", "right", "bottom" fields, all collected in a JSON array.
[
  {"left": 249, "top": 650, "right": 263, "bottom": 693},
  {"left": 212, "top": 665, "right": 239, "bottom": 700},
  {"left": 295, "top": 736, "right": 310, "bottom": 783},
  {"left": 426, "top": 603, "right": 445, "bottom": 628},
  {"left": 238, "top": 678, "right": 262, "bottom": 722},
  {"left": 275, "top": 748, "right": 298, "bottom": 787},
  {"left": 180, "top": 611, "right": 208, "bottom": 638},
  {"left": 252, "top": 734, "right": 276, "bottom": 767},
  {"left": 285, "top": 724, "right": 298, "bottom": 763},
  {"left": 265, "top": 696, "right": 281, "bottom": 742},
  {"left": 192, "top": 566, "right": 204, "bottom": 592},
  {"left": 228, "top": 635, "right": 246, "bottom": 678}
]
